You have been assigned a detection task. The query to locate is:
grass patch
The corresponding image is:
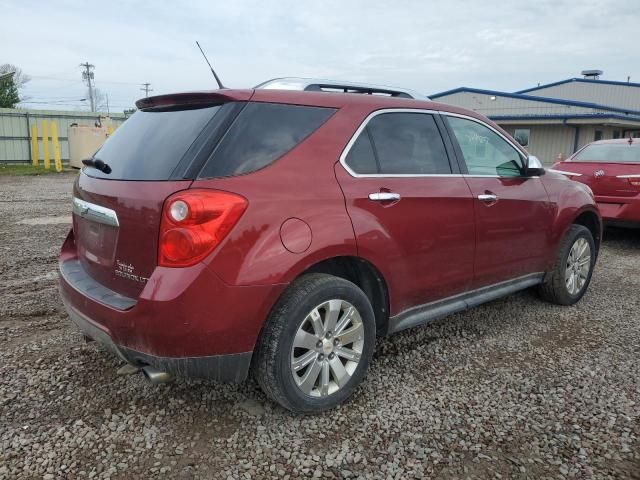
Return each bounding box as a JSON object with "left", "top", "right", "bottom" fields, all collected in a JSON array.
[{"left": 0, "top": 164, "right": 75, "bottom": 176}]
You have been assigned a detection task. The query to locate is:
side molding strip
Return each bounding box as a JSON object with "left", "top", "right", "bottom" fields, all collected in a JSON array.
[{"left": 388, "top": 273, "right": 544, "bottom": 334}]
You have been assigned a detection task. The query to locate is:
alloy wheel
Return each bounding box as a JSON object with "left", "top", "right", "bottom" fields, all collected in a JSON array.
[
  {"left": 290, "top": 299, "right": 365, "bottom": 397},
  {"left": 565, "top": 237, "right": 591, "bottom": 295}
]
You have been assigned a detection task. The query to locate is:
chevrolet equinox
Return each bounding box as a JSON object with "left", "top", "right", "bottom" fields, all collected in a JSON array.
[{"left": 59, "top": 78, "right": 601, "bottom": 412}]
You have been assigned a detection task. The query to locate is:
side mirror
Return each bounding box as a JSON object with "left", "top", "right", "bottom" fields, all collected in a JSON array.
[{"left": 525, "top": 155, "right": 545, "bottom": 176}]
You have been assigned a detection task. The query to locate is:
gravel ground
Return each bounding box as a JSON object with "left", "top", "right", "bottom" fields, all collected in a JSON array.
[{"left": 1, "top": 172, "right": 639, "bottom": 480}]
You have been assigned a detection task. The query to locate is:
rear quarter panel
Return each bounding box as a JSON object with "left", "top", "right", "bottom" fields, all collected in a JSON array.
[{"left": 191, "top": 104, "right": 367, "bottom": 287}]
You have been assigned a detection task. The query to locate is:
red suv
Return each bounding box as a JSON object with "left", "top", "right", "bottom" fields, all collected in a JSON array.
[
  {"left": 550, "top": 138, "right": 640, "bottom": 228},
  {"left": 59, "top": 79, "right": 601, "bottom": 412}
]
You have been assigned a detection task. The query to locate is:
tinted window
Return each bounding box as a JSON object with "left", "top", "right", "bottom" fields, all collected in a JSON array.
[
  {"left": 572, "top": 143, "right": 640, "bottom": 163},
  {"left": 367, "top": 113, "right": 451, "bottom": 174},
  {"left": 199, "top": 103, "right": 335, "bottom": 178},
  {"left": 447, "top": 116, "right": 523, "bottom": 177},
  {"left": 344, "top": 130, "right": 378, "bottom": 174},
  {"left": 89, "top": 105, "right": 221, "bottom": 180}
]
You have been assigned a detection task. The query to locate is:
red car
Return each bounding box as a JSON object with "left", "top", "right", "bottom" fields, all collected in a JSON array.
[
  {"left": 550, "top": 138, "right": 640, "bottom": 228},
  {"left": 59, "top": 78, "right": 601, "bottom": 412}
]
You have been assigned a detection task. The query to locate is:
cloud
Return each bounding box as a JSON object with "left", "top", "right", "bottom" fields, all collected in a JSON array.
[{"left": 1, "top": 0, "right": 638, "bottom": 111}]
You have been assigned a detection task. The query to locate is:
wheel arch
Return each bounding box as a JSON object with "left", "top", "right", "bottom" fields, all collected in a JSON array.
[
  {"left": 571, "top": 207, "right": 602, "bottom": 256},
  {"left": 300, "top": 256, "right": 390, "bottom": 336}
]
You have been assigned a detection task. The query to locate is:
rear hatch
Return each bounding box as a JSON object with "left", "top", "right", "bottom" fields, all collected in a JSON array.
[
  {"left": 70, "top": 91, "right": 250, "bottom": 299},
  {"left": 554, "top": 141, "right": 640, "bottom": 198}
]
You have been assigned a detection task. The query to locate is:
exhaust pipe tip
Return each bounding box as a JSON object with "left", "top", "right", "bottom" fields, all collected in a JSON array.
[{"left": 141, "top": 366, "right": 173, "bottom": 384}]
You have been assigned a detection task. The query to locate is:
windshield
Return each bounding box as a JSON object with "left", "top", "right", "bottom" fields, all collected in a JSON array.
[
  {"left": 572, "top": 143, "right": 640, "bottom": 163},
  {"left": 86, "top": 105, "right": 221, "bottom": 180}
]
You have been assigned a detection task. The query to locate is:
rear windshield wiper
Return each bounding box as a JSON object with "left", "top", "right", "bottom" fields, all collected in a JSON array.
[{"left": 82, "top": 158, "right": 112, "bottom": 174}]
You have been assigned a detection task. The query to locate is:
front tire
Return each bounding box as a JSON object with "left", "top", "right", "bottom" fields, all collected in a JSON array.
[
  {"left": 254, "top": 274, "right": 376, "bottom": 413},
  {"left": 538, "top": 224, "right": 596, "bottom": 305}
]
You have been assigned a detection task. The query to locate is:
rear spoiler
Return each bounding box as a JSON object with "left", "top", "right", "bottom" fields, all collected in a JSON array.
[{"left": 135, "top": 89, "right": 254, "bottom": 110}]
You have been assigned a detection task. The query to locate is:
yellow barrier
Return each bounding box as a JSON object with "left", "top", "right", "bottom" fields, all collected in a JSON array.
[
  {"left": 50, "top": 122, "right": 63, "bottom": 172},
  {"left": 107, "top": 125, "right": 114, "bottom": 137},
  {"left": 30, "top": 124, "right": 39, "bottom": 166},
  {"left": 41, "top": 120, "right": 50, "bottom": 170}
]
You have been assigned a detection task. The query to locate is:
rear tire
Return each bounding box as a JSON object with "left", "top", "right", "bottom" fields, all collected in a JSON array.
[
  {"left": 538, "top": 224, "right": 595, "bottom": 305},
  {"left": 254, "top": 274, "right": 376, "bottom": 413}
]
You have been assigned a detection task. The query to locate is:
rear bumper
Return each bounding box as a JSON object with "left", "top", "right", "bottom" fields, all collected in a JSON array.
[
  {"left": 596, "top": 195, "right": 640, "bottom": 224},
  {"left": 59, "top": 230, "right": 285, "bottom": 382},
  {"left": 62, "top": 296, "right": 252, "bottom": 382}
]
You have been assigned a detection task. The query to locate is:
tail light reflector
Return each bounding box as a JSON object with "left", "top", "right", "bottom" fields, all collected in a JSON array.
[
  {"left": 158, "top": 189, "right": 247, "bottom": 267},
  {"left": 627, "top": 179, "right": 640, "bottom": 188}
]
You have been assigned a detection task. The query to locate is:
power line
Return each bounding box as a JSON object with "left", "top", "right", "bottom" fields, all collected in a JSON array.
[
  {"left": 141, "top": 83, "right": 153, "bottom": 97},
  {"left": 80, "top": 62, "right": 95, "bottom": 111}
]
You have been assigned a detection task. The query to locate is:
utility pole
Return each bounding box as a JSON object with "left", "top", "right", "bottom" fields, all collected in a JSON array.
[
  {"left": 80, "top": 62, "right": 95, "bottom": 111},
  {"left": 141, "top": 83, "right": 153, "bottom": 97}
]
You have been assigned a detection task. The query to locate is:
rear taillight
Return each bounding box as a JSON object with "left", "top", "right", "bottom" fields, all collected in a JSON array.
[
  {"left": 627, "top": 179, "right": 640, "bottom": 188},
  {"left": 158, "top": 189, "right": 247, "bottom": 267}
]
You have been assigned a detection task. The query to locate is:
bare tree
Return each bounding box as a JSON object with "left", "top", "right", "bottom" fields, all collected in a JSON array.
[
  {"left": 0, "top": 64, "right": 31, "bottom": 102},
  {"left": 86, "top": 87, "right": 108, "bottom": 112}
]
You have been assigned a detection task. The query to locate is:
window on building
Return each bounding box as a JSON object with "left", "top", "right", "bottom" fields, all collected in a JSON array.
[
  {"left": 513, "top": 129, "right": 530, "bottom": 147},
  {"left": 594, "top": 130, "right": 603, "bottom": 141},
  {"left": 613, "top": 130, "right": 622, "bottom": 139}
]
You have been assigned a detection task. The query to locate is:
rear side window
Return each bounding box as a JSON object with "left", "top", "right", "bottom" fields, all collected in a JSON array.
[
  {"left": 199, "top": 103, "right": 336, "bottom": 178},
  {"left": 89, "top": 105, "right": 221, "bottom": 180},
  {"left": 344, "top": 112, "right": 451, "bottom": 175},
  {"left": 573, "top": 143, "right": 640, "bottom": 163}
]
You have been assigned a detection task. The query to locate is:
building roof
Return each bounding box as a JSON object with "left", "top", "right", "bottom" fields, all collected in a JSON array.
[
  {"left": 430, "top": 87, "right": 640, "bottom": 116},
  {"left": 429, "top": 86, "right": 640, "bottom": 123},
  {"left": 517, "top": 77, "right": 640, "bottom": 94}
]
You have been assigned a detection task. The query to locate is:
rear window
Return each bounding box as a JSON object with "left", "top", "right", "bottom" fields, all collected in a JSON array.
[
  {"left": 87, "top": 105, "right": 222, "bottom": 180},
  {"left": 198, "top": 103, "right": 335, "bottom": 178},
  {"left": 573, "top": 143, "right": 640, "bottom": 163}
]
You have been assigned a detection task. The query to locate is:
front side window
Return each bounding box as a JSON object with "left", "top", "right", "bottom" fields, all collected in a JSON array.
[
  {"left": 344, "top": 112, "right": 451, "bottom": 175},
  {"left": 447, "top": 116, "right": 524, "bottom": 177}
]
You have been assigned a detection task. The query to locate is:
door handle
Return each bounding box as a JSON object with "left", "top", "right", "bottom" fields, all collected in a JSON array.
[
  {"left": 477, "top": 193, "right": 498, "bottom": 203},
  {"left": 368, "top": 192, "right": 401, "bottom": 202}
]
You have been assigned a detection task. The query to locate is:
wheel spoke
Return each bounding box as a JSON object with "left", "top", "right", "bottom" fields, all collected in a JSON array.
[
  {"left": 291, "top": 350, "right": 316, "bottom": 372},
  {"left": 337, "top": 323, "right": 364, "bottom": 346},
  {"left": 577, "top": 240, "right": 588, "bottom": 259},
  {"left": 324, "top": 299, "right": 342, "bottom": 334},
  {"left": 320, "top": 361, "right": 330, "bottom": 396},
  {"left": 294, "top": 329, "right": 319, "bottom": 350},
  {"left": 335, "top": 345, "right": 361, "bottom": 363},
  {"left": 309, "top": 308, "right": 324, "bottom": 336},
  {"left": 329, "top": 356, "right": 350, "bottom": 388},
  {"left": 297, "top": 358, "right": 322, "bottom": 394},
  {"left": 334, "top": 306, "right": 353, "bottom": 335}
]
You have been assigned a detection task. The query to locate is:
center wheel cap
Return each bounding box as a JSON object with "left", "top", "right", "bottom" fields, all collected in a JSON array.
[{"left": 321, "top": 339, "right": 334, "bottom": 355}]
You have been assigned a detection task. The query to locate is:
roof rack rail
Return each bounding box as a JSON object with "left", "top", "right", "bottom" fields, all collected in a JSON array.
[{"left": 255, "top": 77, "right": 426, "bottom": 100}]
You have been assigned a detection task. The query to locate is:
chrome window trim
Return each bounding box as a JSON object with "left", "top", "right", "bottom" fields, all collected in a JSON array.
[
  {"left": 339, "top": 108, "right": 452, "bottom": 178},
  {"left": 72, "top": 197, "right": 119, "bottom": 227},
  {"left": 547, "top": 169, "right": 583, "bottom": 177},
  {"left": 339, "top": 109, "right": 529, "bottom": 179},
  {"left": 616, "top": 174, "right": 640, "bottom": 178}
]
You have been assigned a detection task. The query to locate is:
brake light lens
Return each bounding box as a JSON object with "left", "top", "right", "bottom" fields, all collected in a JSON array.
[
  {"left": 627, "top": 179, "right": 640, "bottom": 188},
  {"left": 158, "top": 189, "right": 247, "bottom": 267}
]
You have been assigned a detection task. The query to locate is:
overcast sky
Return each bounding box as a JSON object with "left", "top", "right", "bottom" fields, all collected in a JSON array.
[{"left": 2, "top": 0, "right": 638, "bottom": 112}]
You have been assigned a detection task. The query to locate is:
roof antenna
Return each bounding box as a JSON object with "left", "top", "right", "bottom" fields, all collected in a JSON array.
[{"left": 195, "top": 41, "right": 225, "bottom": 89}]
